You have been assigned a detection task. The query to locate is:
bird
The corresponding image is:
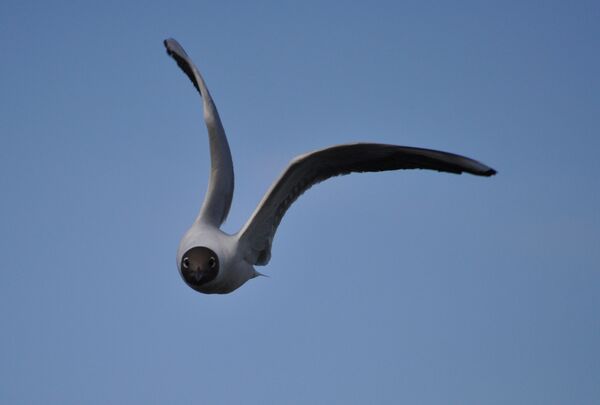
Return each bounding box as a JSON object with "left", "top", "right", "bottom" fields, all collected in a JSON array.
[{"left": 163, "top": 38, "right": 496, "bottom": 295}]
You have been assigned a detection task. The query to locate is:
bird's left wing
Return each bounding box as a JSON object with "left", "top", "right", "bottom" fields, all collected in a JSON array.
[{"left": 237, "top": 143, "right": 496, "bottom": 266}]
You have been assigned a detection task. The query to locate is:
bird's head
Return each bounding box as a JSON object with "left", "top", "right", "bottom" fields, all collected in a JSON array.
[
  {"left": 180, "top": 246, "right": 220, "bottom": 290},
  {"left": 177, "top": 228, "right": 259, "bottom": 294}
]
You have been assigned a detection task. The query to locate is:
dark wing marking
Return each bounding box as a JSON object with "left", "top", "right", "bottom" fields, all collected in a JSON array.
[{"left": 164, "top": 39, "right": 201, "bottom": 94}]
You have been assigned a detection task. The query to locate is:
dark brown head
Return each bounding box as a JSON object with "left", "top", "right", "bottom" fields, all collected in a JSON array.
[{"left": 180, "top": 247, "right": 219, "bottom": 288}]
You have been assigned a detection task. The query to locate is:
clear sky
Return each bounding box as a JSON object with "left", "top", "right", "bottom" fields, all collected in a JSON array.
[{"left": 1, "top": 0, "right": 599, "bottom": 403}]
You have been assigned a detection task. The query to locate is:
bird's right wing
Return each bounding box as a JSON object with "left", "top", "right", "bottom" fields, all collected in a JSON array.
[
  {"left": 164, "top": 38, "right": 234, "bottom": 227},
  {"left": 237, "top": 143, "right": 496, "bottom": 266}
]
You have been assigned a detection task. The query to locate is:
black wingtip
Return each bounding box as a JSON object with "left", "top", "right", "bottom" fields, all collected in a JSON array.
[
  {"left": 483, "top": 168, "right": 497, "bottom": 177},
  {"left": 163, "top": 38, "right": 177, "bottom": 56},
  {"left": 163, "top": 38, "right": 201, "bottom": 94}
]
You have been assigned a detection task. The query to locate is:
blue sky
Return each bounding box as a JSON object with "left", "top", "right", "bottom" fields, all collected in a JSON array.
[{"left": 1, "top": 0, "right": 599, "bottom": 403}]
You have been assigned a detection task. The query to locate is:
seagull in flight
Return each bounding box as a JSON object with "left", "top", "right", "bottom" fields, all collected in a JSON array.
[{"left": 164, "top": 38, "right": 496, "bottom": 294}]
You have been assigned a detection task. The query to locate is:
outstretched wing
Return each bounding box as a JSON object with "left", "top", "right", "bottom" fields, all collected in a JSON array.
[
  {"left": 237, "top": 143, "right": 496, "bottom": 265},
  {"left": 164, "top": 38, "right": 234, "bottom": 227}
]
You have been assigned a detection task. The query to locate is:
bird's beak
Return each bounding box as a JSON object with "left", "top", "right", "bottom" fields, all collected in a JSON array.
[{"left": 192, "top": 266, "right": 209, "bottom": 282}]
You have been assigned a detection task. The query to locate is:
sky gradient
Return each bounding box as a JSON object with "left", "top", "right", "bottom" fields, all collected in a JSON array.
[{"left": 1, "top": 1, "right": 599, "bottom": 403}]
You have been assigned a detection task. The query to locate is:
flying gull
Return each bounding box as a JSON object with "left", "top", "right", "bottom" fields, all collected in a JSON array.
[{"left": 163, "top": 38, "right": 496, "bottom": 294}]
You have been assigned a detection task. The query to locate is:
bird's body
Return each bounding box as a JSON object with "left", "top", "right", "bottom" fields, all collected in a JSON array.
[{"left": 164, "top": 38, "right": 496, "bottom": 294}]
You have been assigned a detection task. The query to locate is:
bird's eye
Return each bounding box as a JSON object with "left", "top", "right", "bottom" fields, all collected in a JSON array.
[
  {"left": 182, "top": 257, "right": 190, "bottom": 269},
  {"left": 208, "top": 257, "right": 216, "bottom": 269}
]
